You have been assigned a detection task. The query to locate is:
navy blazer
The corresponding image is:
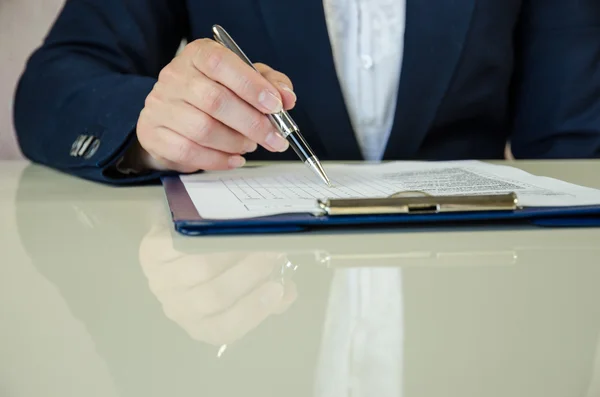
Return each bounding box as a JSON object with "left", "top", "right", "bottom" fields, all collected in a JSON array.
[{"left": 13, "top": 0, "right": 600, "bottom": 184}]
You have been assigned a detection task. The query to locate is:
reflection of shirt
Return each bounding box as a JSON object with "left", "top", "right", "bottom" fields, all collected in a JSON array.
[
  {"left": 314, "top": 268, "right": 404, "bottom": 397},
  {"left": 323, "top": 0, "right": 406, "bottom": 161}
]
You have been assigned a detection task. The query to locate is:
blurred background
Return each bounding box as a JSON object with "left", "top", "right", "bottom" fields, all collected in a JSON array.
[{"left": 0, "top": 0, "right": 65, "bottom": 160}]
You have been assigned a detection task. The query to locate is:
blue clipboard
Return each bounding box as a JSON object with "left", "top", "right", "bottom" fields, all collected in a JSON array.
[{"left": 162, "top": 176, "right": 600, "bottom": 236}]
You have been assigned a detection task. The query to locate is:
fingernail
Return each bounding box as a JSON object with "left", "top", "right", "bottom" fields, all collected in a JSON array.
[
  {"left": 259, "top": 90, "right": 283, "bottom": 114},
  {"left": 279, "top": 83, "right": 297, "bottom": 101},
  {"left": 260, "top": 284, "right": 284, "bottom": 306},
  {"left": 265, "top": 132, "right": 289, "bottom": 152},
  {"left": 244, "top": 141, "right": 258, "bottom": 153},
  {"left": 228, "top": 155, "right": 246, "bottom": 168}
]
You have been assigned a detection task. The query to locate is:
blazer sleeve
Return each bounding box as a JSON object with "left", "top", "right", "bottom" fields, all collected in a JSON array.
[
  {"left": 13, "top": 0, "right": 188, "bottom": 184},
  {"left": 509, "top": 0, "right": 600, "bottom": 159}
]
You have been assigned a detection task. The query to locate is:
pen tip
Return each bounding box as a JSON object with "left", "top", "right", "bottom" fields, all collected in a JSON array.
[
  {"left": 321, "top": 173, "right": 332, "bottom": 187},
  {"left": 305, "top": 156, "right": 332, "bottom": 187}
]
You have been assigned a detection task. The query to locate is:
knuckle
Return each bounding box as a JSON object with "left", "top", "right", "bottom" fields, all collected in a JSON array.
[
  {"left": 237, "top": 138, "right": 252, "bottom": 153},
  {"left": 200, "top": 84, "right": 227, "bottom": 114},
  {"left": 236, "top": 73, "right": 256, "bottom": 96},
  {"left": 194, "top": 38, "right": 213, "bottom": 48},
  {"left": 247, "top": 113, "right": 270, "bottom": 137},
  {"left": 144, "top": 90, "right": 161, "bottom": 108},
  {"left": 189, "top": 75, "right": 205, "bottom": 99},
  {"left": 183, "top": 39, "right": 203, "bottom": 55},
  {"left": 197, "top": 44, "right": 225, "bottom": 74},
  {"left": 248, "top": 114, "right": 264, "bottom": 132},
  {"left": 175, "top": 141, "right": 194, "bottom": 164},
  {"left": 136, "top": 112, "right": 155, "bottom": 142},
  {"left": 205, "top": 51, "right": 224, "bottom": 73},
  {"left": 147, "top": 80, "right": 170, "bottom": 105},
  {"left": 158, "top": 64, "right": 177, "bottom": 83},
  {"left": 137, "top": 107, "right": 149, "bottom": 124},
  {"left": 136, "top": 109, "right": 150, "bottom": 131},
  {"left": 193, "top": 113, "right": 215, "bottom": 141},
  {"left": 188, "top": 39, "right": 215, "bottom": 69}
]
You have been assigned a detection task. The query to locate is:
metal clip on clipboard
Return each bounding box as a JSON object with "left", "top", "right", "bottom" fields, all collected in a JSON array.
[{"left": 317, "top": 191, "right": 519, "bottom": 216}]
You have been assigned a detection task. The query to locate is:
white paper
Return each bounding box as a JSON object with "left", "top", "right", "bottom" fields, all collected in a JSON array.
[{"left": 179, "top": 160, "right": 600, "bottom": 220}]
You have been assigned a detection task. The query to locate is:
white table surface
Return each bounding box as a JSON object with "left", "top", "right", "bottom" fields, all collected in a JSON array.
[{"left": 1, "top": 160, "right": 599, "bottom": 397}]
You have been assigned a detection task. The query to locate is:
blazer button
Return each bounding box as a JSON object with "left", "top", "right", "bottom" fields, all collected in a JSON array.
[
  {"left": 83, "top": 138, "right": 101, "bottom": 159},
  {"left": 77, "top": 135, "right": 95, "bottom": 157},
  {"left": 70, "top": 135, "right": 87, "bottom": 157}
]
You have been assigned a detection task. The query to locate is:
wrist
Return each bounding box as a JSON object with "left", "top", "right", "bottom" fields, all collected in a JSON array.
[{"left": 117, "top": 136, "right": 168, "bottom": 174}]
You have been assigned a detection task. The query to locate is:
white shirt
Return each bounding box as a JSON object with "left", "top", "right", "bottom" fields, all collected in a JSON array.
[
  {"left": 314, "top": 11, "right": 406, "bottom": 391},
  {"left": 323, "top": 0, "right": 406, "bottom": 161}
]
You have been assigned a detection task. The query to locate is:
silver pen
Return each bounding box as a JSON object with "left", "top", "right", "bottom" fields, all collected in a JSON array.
[{"left": 212, "top": 24, "right": 332, "bottom": 187}]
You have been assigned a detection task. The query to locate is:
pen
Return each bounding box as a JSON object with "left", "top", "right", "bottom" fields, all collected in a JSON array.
[{"left": 212, "top": 24, "right": 332, "bottom": 187}]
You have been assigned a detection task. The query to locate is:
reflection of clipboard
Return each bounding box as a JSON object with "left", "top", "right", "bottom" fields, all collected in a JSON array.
[
  {"left": 162, "top": 177, "right": 600, "bottom": 235},
  {"left": 169, "top": 221, "right": 600, "bottom": 267}
]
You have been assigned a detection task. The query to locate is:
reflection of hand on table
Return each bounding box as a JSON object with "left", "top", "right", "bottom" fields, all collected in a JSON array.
[{"left": 139, "top": 225, "right": 297, "bottom": 346}]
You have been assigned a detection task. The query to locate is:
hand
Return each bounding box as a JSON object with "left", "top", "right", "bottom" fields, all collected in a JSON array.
[
  {"left": 139, "top": 224, "right": 298, "bottom": 346},
  {"left": 135, "top": 39, "right": 297, "bottom": 173}
]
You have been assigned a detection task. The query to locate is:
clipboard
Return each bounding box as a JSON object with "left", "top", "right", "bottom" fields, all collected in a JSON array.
[
  {"left": 316, "top": 190, "right": 518, "bottom": 215},
  {"left": 162, "top": 176, "right": 600, "bottom": 236}
]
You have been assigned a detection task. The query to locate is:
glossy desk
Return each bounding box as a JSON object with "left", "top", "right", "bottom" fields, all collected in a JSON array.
[{"left": 1, "top": 160, "right": 599, "bottom": 397}]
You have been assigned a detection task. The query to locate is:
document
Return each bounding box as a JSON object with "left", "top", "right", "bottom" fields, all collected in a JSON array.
[{"left": 179, "top": 160, "right": 600, "bottom": 220}]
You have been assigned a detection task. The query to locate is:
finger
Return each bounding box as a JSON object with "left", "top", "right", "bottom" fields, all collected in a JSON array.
[
  {"left": 139, "top": 225, "right": 252, "bottom": 291},
  {"left": 154, "top": 254, "right": 250, "bottom": 323},
  {"left": 161, "top": 100, "right": 258, "bottom": 155},
  {"left": 141, "top": 251, "right": 245, "bottom": 294},
  {"left": 190, "top": 39, "right": 285, "bottom": 115},
  {"left": 188, "top": 282, "right": 285, "bottom": 345},
  {"left": 183, "top": 73, "right": 289, "bottom": 153},
  {"left": 184, "top": 252, "right": 280, "bottom": 316},
  {"left": 144, "top": 126, "right": 246, "bottom": 171},
  {"left": 255, "top": 63, "right": 296, "bottom": 110}
]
